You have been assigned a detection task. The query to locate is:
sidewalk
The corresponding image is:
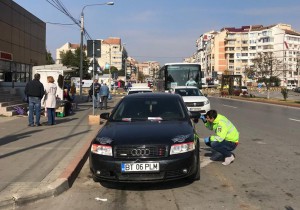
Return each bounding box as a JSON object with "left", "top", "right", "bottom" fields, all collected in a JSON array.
[{"left": 0, "top": 97, "right": 116, "bottom": 209}]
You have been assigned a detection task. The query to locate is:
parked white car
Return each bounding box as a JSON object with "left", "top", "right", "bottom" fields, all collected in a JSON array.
[
  {"left": 287, "top": 84, "right": 297, "bottom": 90},
  {"left": 172, "top": 86, "right": 210, "bottom": 115}
]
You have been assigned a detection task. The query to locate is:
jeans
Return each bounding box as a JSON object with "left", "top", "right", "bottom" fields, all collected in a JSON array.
[
  {"left": 28, "top": 97, "right": 41, "bottom": 125},
  {"left": 210, "top": 140, "right": 237, "bottom": 158},
  {"left": 100, "top": 95, "right": 108, "bottom": 109},
  {"left": 47, "top": 108, "right": 55, "bottom": 125},
  {"left": 93, "top": 93, "right": 100, "bottom": 108}
]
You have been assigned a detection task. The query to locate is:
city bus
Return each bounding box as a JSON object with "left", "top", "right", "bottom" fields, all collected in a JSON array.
[{"left": 156, "top": 63, "right": 203, "bottom": 92}]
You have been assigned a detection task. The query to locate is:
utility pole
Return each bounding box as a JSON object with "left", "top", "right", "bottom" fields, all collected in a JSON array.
[{"left": 108, "top": 45, "right": 112, "bottom": 91}]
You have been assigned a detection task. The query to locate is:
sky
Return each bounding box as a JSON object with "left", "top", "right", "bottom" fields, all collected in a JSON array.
[{"left": 13, "top": 0, "right": 300, "bottom": 66}]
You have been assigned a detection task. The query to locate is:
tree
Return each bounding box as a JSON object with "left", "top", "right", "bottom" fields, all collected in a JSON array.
[
  {"left": 60, "top": 48, "right": 89, "bottom": 78},
  {"left": 102, "top": 66, "right": 118, "bottom": 75},
  {"left": 250, "top": 52, "right": 282, "bottom": 99},
  {"left": 46, "top": 51, "right": 55, "bottom": 65}
]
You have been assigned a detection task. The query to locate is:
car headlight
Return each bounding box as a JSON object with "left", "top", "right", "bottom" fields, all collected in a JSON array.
[
  {"left": 204, "top": 100, "right": 210, "bottom": 105},
  {"left": 91, "top": 144, "right": 112, "bottom": 156},
  {"left": 170, "top": 142, "right": 195, "bottom": 155}
]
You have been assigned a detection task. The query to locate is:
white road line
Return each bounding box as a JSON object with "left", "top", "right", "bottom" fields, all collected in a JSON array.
[
  {"left": 289, "top": 118, "right": 300, "bottom": 122},
  {"left": 200, "top": 157, "right": 213, "bottom": 168},
  {"left": 199, "top": 138, "right": 213, "bottom": 168},
  {"left": 222, "top": 104, "right": 238, "bottom": 109}
]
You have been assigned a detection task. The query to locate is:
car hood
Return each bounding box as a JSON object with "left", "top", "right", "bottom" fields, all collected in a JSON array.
[
  {"left": 95, "top": 121, "right": 194, "bottom": 145},
  {"left": 182, "top": 96, "right": 208, "bottom": 103}
]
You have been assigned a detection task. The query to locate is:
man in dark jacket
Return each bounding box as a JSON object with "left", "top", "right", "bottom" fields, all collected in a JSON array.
[{"left": 25, "top": 73, "right": 45, "bottom": 126}]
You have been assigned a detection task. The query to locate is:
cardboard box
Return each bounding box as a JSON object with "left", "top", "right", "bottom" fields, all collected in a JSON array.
[{"left": 88, "top": 115, "right": 100, "bottom": 125}]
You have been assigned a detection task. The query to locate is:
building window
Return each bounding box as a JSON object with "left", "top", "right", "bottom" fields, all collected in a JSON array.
[{"left": 0, "top": 60, "right": 31, "bottom": 82}]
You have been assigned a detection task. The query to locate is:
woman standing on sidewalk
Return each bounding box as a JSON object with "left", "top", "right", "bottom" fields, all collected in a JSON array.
[{"left": 43, "top": 76, "right": 57, "bottom": 125}]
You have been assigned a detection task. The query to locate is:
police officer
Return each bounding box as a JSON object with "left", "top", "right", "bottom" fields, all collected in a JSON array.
[{"left": 200, "top": 110, "right": 239, "bottom": 165}]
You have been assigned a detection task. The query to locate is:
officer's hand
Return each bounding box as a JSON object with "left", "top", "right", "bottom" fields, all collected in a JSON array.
[
  {"left": 200, "top": 115, "right": 207, "bottom": 123},
  {"left": 204, "top": 137, "right": 210, "bottom": 144}
]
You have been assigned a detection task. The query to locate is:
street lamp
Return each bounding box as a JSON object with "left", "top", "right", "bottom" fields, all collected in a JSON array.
[{"left": 79, "top": 2, "right": 114, "bottom": 96}]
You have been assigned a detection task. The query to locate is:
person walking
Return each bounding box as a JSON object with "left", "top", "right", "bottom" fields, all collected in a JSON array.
[
  {"left": 43, "top": 76, "right": 57, "bottom": 125},
  {"left": 89, "top": 79, "right": 101, "bottom": 108},
  {"left": 24, "top": 73, "right": 45, "bottom": 127},
  {"left": 99, "top": 83, "right": 110, "bottom": 110},
  {"left": 200, "top": 110, "right": 239, "bottom": 165}
]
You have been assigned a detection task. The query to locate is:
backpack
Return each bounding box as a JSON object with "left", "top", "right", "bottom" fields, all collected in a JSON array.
[{"left": 13, "top": 106, "right": 26, "bottom": 115}]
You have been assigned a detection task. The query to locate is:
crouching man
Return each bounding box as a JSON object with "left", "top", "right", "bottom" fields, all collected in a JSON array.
[{"left": 200, "top": 110, "right": 239, "bottom": 165}]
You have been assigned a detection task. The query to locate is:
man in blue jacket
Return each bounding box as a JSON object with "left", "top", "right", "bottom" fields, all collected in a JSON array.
[{"left": 99, "top": 83, "right": 110, "bottom": 110}]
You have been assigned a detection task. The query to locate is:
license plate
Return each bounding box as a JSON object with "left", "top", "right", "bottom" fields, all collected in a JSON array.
[
  {"left": 190, "top": 107, "right": 201, "bottom": 111},
  {"left": 121, "top": 162, "right": 159, "bottom": 172}
]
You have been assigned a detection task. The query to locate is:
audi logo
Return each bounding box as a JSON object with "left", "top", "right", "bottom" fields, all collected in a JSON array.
[{"left": 131, "top": 148, "right": 150, "bottom": 156}]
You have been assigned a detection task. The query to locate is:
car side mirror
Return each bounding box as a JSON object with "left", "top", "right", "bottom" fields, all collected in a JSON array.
[
  {"left": 100, "top": 113, "right": 110, "bottom": 120},
  {"left": 189, "top": 112, "right": 200, "bottom": 123},
  {"left": 204, "top": 94, "right": 208, "bottom": 97}
]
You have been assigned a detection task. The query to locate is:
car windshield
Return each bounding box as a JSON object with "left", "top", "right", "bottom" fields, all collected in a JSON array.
[
  {"left": 175, "top": 88, "right": 203, "bottom": 97},
  {"left": 111, "top": 97, "right": 186, "bottom": 121}
]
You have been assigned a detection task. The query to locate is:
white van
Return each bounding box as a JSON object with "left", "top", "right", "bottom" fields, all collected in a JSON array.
[{"left": 287, "top": 84, "right": 297, "bottom": 90}]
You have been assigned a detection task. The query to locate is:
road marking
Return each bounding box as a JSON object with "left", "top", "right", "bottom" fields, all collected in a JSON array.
[
  {"left": 199, "top": 138, "right": 213, "bottom": 168},
  {"left": 289, "top": 118, "right": 300, "bottom": 122},
  {"left": 222, "top": 104, "right": 237, "bottom": 109},
  {"left": 200, "top": 157, "right": 212, "bottom": 168}
]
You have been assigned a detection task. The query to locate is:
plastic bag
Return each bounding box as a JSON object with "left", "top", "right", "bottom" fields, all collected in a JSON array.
[{"left": 108, "top": 93, "right": 112, "bottom": 100}]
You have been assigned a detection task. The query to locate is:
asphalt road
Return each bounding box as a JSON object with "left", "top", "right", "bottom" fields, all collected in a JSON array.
[{"left": 21, "top": 96, "right": 300, "bottom": 210}]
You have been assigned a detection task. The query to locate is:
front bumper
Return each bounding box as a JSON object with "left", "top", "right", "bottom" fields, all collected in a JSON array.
[{"left": 89, "top": 151, "right": 198, "bottom": 183}]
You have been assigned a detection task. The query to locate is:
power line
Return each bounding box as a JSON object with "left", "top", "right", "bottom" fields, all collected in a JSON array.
[{"left": 45, "top": 0, "right": 93, "bottom": 41}]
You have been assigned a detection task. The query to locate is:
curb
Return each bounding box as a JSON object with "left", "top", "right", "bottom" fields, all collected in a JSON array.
[
  {"left": 113, "top": 92, "right": 126, "bottom": 95},
  {"left": 0, "top": 124, "right": 101, "bottom": 210}
]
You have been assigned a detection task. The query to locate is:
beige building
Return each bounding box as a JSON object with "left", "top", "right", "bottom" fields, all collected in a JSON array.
[
  {"left": 56, "top": 42, "right": 81, "bottom": 64},
  {"left": 136, "top": 61, "right": 160, "bottom": 82},
  {"left": 0, "top": 0, "right": 46, "bottom": 84}
]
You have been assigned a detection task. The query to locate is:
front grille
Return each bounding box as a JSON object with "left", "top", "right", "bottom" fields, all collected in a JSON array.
[
  {"left": 185, "top": 102, "right": 204, "bottom": 107},
  {"left": 115, "top": 145, "right": 168, "bottom": 158}
]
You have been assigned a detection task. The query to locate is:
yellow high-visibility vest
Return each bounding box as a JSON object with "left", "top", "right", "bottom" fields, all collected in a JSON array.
[{"left": 205, "top": 114, "right": 239, "bottom": 143}]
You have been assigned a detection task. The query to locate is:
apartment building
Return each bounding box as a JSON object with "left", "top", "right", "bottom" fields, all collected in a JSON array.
[
  {"left": 136, "top": 61, "right": 160, "bottom": 82},
  {"left": 195, "top": 23, "right": 300, "bottom": 86},
  {"left": 0, "top": 0, "right": 46, "bottom": 85},
  {"left": 56, "top": 37, "right": 127, "bottom": 73},
  {"left": 100, "top": 37, "right": 125, "bottom": 71}
]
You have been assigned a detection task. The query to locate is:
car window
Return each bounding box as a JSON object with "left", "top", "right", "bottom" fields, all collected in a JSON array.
[
  {"left": 111, "top": 97, "right": 186, "bottom": 121},
  {"left": 175, "top": 88, "right": 202, "bottom": 96}
]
